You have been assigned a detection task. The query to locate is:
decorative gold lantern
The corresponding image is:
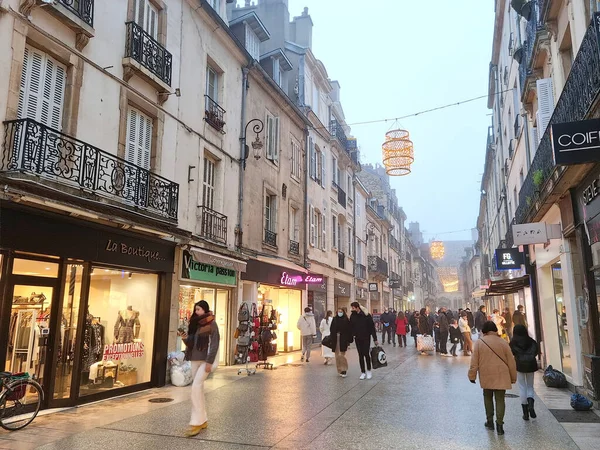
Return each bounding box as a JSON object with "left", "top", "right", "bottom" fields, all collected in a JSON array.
[
  {"left": 430, "top": 240, "right": 445, "bottom": 260},
  {"left": 382, "top": 129, "right": 414, "bottom": 176}
]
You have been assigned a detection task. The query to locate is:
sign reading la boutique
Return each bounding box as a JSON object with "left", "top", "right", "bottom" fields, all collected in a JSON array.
[{"left": 494, "top": 248, "right": 524, "bottom": 271}]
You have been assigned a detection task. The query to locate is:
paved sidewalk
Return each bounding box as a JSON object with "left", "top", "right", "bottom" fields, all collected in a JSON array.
[{"left": 1, "top": 344, "right": 599, "bottom": 449}]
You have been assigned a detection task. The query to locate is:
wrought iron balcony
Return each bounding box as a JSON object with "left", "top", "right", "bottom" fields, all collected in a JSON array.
[
  {"left": 356, "top": 263, "right": 367, "bottom": 280},
  {"left": 198, "top": 206, "right": 227, "bottom": 244},
  {"left": 514, "top": 114, "right": 521, "bottom": 139},
  {"left": 337, "top": 186, "right": 346, "bottom": 209},
  {"left": 330, "top": 120, "right": 348, "bottom": 151},
  {"left": 124, "top": 21, "right": 172, "bottom": 86},
  {"left": 2, "top": 118, "right": 179, "bottom": 220},
  {"left": 58, "top": 0, "right": 94, "bottom": 27},
  {"left": 264, "top": 229, "right": 277, "bottom": 247},
  {"left": 338, "top": 251, "right": 346, "bottom": 269},
  {"left": 368, "top": 256, "right": 388, "bottom": 280},
  {"left": 389, "top": 235, "right": 401, "bottom": 252},
  {"left": 289, "top": 240, "right": 299, "bottom": 255},
  {"left": 515, "top": 14, "right": 600, "bottom": 224},
  {"left": 204, "top": 96, "right": 226, "bottom": 133}
]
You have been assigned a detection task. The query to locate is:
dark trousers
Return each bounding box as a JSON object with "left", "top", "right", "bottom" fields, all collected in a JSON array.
[
  {"left": 439, "top": 331, "right": 449, "bottom": 353},
  {"left": 459, "top": 333, "right": 464, "bottom": 350},
  {"left": 413, "top": 336, "right": 418, "bottom": 347},
  {"left": 382, "top": 327, "right": 393, "bottom": 344},
  {"left": 356, "top": 339, "right": 371, "bottom": 373},
  {"left": 483, "top": 389, "right": 506, "bottom": 425},
  {"left": 450, "top": 342, "right": 457, "bottom": 355},
  {"left": 397, "top": 334, "right": 407, "bottom": 347},
  {"left": 434, "top": 328, "right": 440, "bottom": 351}
]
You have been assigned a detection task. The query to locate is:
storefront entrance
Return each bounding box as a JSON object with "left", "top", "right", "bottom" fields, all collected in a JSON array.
[{"left": 551, "top": 261, "right": 571, "bottom": 376}]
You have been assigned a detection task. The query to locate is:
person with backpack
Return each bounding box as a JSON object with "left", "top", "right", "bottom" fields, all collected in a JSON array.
[
  {"left": 330, "top": 307, "right": 353, "bottom": 377},
  {"left": 320, "top": 310, "right": 334, "bottom": 365},
  {"left": 510, "top": 324, "right": 538, "bottom": 421},
  {"left": 297, "top": 307, "right": 317, "bottom": 363},
  {"left": 410, "top": 311, "right": 420, "bottom": 347},
  {"left": 350, "top": 302, "right": 379, "bottom": 380}
]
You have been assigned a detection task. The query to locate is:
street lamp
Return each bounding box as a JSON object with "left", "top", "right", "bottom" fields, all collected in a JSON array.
[{"left": 241, "top": 118, "right": 264, "bottom": 169}]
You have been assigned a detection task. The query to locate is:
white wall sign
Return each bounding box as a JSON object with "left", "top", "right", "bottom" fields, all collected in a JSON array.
[{"left": 513, "top": 223, "right": 548, "bottom": 245}]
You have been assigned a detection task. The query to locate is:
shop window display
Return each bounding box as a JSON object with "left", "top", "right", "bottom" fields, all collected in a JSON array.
[
  {"left": 80, "top": 268, "right": 157, "bottom": 396},
  {"left": 257, "top": 286, "right": 301, "bottom": 351}
]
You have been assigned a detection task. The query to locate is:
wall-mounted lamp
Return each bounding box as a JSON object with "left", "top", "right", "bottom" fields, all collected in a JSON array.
[
  {"left": 241, "top": 118, "right": 264, "bottom": 170},
  {"left": 164, "top": 88, "right": 181, "bottom": 97}
]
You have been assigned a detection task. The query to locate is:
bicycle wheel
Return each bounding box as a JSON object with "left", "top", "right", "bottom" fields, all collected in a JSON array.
[{"left": 0, "top": 379, "right": 43, "bottom": 431}]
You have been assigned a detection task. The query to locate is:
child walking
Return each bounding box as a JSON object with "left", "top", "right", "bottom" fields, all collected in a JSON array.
[{"left": 449, "top": 319, "right": 462, "bottom": 357}]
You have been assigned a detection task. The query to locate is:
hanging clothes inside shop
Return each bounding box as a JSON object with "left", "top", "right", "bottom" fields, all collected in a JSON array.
[
  {"left": 114, "top": 307, "right": 141, "bottom": 344},
  {"left": 81, "top": 314, "right": 105, "bottom": 382}
]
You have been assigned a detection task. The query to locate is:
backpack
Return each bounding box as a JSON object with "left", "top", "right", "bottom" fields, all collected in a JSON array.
[{"left": 238, "top": 302, "right": 250, "bottom": 322}]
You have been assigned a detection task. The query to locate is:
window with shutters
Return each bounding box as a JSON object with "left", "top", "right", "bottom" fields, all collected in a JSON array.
[
  {"left": 309, "top": 138, "right": 316, "bottom": 179},
  {"left": 309, "top": 205, "right": 316, "bottom": 247},
  {"left": 202, "top": 156, "right": 216, "bottom": 210},
  {"left": 315, "top": 147, "right": 323, "bottom": 184},
  {"left": 332, "top": 155, "right": 338, "bottom": 186},
  {"left": 134, "top": 0, "right": 159, "bottom": 40},
  {"left": 265, "top": 112, "right": 280, "bottom": 161},
  {"left": 332, "top": 215, "right": 337, "bottom": 249},
  {"left": 265, "top": 194, "right": 276, "bottom": 232},
  {"left": 535, "top": 78, "right": 555, "bottom": 140},
  {"left": 126, "top": 107, "right": 153, "bottom": 170},
  {"left": 337, "top": 221, "right": 342, "bottom": 251},
  {"left": 291, "top": 138, "right": 302, "bottom": 180},
  {"left": 321, "top": 150, "right": 326, "bottom": 188},
  {"left": 348, "top": 226, "right": 353, "bottom": 257},
  {"left": 206, "top": 66, "right": 219, "bottom": 103},
  {"left": 18, "top": 45, "right": 67, "bottom": 130},
  {"left": 289, "top": 206, "right": 299, "bottom": 242},
  {"left": 245, "top": 25, "right": 261, "bottom": 60},
  {"left": 321, "top": 213, "right": 326, "bottom": 250}
]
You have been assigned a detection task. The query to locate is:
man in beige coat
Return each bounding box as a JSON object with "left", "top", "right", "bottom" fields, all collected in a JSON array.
[{"left": 468, "top": 321, "right": 517, "bottom": 436}]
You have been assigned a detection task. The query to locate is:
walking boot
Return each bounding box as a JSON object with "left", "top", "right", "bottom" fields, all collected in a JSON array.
[
  {"left": 521, "top": 404, "right": 530, "bottom": 421},
  {"left": 496, "top": 423, "right": 504, "bottom": 435},
  {"left": 527, "top": 397, "right": 537, "bottom": 418},
  {"left": 484, "top": 420, "right": 494, "bottom": 430}
]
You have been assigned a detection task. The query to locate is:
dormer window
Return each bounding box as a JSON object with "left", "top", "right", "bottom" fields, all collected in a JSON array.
[
  {"left": 245, "top": 26, "right": 260, "bottom": 60},
  {"left": 229, "top": 12, "right": 270, "bottom": 61},
  {"left": 273, "top": 57, "right": 281, "bottom": 86}
]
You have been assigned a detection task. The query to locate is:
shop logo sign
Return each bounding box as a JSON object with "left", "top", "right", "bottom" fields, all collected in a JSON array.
[
  {"left": 105, "top": 239, "right": 165, "bottom": 262},
  {"left": 337, "top": 283, "right": 347, "bottom": 295},
  {"left": 551, "top": 118, "right": 600, "bottom": 165},
  {"left": 279, "top": 272, "right": 324, "bottom": 287},
  {"left": 102, "top": 342, "right": 145, "bottom": 361},
  {"left": 182, "top": 251, "right": 236, "bottom": 285},
  {"left": 494, "top": 248, "right": 524, "bottom": 270},
  {"left": 368, "top": 283, "right": 378, "bottom": 292}
]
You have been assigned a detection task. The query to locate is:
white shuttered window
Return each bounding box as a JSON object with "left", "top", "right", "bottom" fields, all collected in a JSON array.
[
  {"left": 18, "top": 45, "right": 66, "bottom": 131},
  {"left": 134, "top": 0, "right": 158, "bottom": 39},
  {"left": 266, "top": 113, "right": 280, "bottom": 161},
  {"left": 309, "top": 205, "right": 315, "bottom": 247},
  {"left": 126, "top": 107, "right": 153, "bottom": 170},
  {"left": 536, "top": 78, "right": 555, "bottom": 140}
]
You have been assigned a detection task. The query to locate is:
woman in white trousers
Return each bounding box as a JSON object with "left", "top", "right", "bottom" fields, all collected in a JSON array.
[
  {"left": 320, "top": 311, "right": 334, "bottom": 364},
  {"left": 181, "top": 300, "right": 220, "bottom": 436},
  {"left": 509, "top": 324, "right": 538, "bottom": 420}
]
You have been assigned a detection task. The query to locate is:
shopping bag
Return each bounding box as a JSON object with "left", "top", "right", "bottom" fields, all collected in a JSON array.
[
  {"left": 570, "top": 393, "right": 593, "bottom": 411},
  {"left": 370, "top": 346, "right": 387, "bottom": 369},
  {"left": 417, "top": 334, "right": 434, "bottom": 352},
  {"left": 543, "top": 365, "right": 568, "bottom": 388},
  {"left": 321, "top": 334, "right": 335, "bottom": 349}
]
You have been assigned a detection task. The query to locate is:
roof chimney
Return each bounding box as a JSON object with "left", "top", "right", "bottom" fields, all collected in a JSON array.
[{"left": 292, "top": 6, "right": 313, "bottom": 49}]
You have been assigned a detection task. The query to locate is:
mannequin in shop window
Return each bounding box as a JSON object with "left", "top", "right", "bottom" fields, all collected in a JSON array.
[
  {"left": 114, "top": 305, "right": 141, "bottom": 344},
  {"left": 82, "top": 313, "right": 105, "bottom": 383}
]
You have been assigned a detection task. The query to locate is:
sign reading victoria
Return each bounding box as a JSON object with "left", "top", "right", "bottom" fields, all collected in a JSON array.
[{"left": 182, "top": 250, "right": 236, "bottom": 285}]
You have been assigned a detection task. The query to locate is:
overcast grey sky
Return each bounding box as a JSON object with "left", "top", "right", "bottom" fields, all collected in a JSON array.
[{"left": 288, "top": 0, "right": 494, "bottom": 242}]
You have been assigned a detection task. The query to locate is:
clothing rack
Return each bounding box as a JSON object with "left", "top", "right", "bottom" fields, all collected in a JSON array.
[
  {"left": 256, "top": 306, "right": 275, "bottom": 370},
  {"left": 236, "top": 302, "right": 256, "bottom": 376}
]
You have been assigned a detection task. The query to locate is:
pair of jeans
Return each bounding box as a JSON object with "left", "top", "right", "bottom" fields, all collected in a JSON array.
[
  {"left": 450, "top": 343, "right": 457, "bottom": 355},
  {"left": 302, "top": 335, "right": 313, "bottom": 360},
  {"left": 381, "top": 327, "right": 393, "bottom": 344},
  {"left": 517, "top": 371, "right": 535, "bottom": 404},
  {"left": 334, "top": 333, "right": 348, "bottom": 374},
  {"left": 355, "top": 338, "right": 371, "bottom": 373},
  {"left": 439, "top": 331, "right": 449, "bottom": 353},
  {"left": 462, "top": 332, "right": 473, "bottom": 355},
  {"left": 434, "top": 328, "right": 440, "bottom": 351},
  {"left": 397, "top": 334, "right": 407, "bottom": 347},
  {"left": 483, "top": 389, "right": 506, "bottom": 425},
  {"left": 190, "top": 360, "right": 217, "bottom": 426}
]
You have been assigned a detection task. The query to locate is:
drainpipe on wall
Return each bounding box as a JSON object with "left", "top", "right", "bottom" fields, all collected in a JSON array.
[
  {"left": 303, "top": 126, "right": 310, "bottom": 269},
  {"left": 236, "top": 66, "right": 250, "bottom": 251}
]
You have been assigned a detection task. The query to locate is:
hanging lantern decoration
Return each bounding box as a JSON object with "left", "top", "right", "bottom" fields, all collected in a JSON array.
[
  {"left": 430, "top": 240, "right": 445, "bottom": 260},
  {"left": 382, "top": 129, "right": 414, "bottom": 176}
]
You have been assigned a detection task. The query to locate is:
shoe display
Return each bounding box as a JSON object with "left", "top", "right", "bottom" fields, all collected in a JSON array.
[
  {"left": 366, "top": 371, "right": 372, "bottom": 380},
  {"left": 359, "top": 373, "right": 366, "bottom": 380}
]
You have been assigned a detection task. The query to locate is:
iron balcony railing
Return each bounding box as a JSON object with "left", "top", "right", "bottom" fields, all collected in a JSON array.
[
  {"left": 330, "top": 120, "right": 348, "bottom": 151},
  {"left": 264, "top": 229, "right": 277, "bottom": 247},
  {"left": 524, "top": 0, "right": 541, "bottom": 72},
  {"left": 204, "top": 95, "right": 226, "bottom": 133},
  {"left": 337, "top": 186, "right": 346, "bottom": 209},
  {"left": 198, "top": 206, "right": 227, "bottom": 245},
  {"left": 505, "top": 217, "right": 516, "bottom": 249},
  {"left": 389, "top": 235, "right": 401, "bottom": 252},
  {"left": 2, "top": 118, "right": 179, "bottom": 220},
  {"left": 289, "top": 240, "right": 299, "bottom": 255},
  {"left": 356, "top": 263, "right": 367, "bottom": 280},
  {"left": 515, "top": 14, "right": 600, "bottom": 224},
  {"left": 59, "top": 0, "right": 94, "bottom": 27},
  {"left": 514, "top": 114, "right": 521, "bottom": 139},
  {"left": 368, "top": 256, "right": 388, "bottom": 279},
  {"left": 338, "top": 251, "right": 345, "bottom": 269},
  {"left": 124, "top": 21, "right": 172, "bottom": 86}
]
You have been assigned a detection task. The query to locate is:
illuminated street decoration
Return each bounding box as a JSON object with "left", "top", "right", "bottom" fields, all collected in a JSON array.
[
  {"left": 382, "top": 129, "right": 414, "bottom": 176},
  {"left": 430, "top": 240, "right": 445, "bottom": 260},
  {"left": 437, "top": 267, "right": 459, "bottom": 293}
]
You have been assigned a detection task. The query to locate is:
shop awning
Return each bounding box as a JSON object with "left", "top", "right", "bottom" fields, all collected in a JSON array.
[
  {"left": 471, "top": 287, "right": 487, "bottom": 298},
  {"left": 255, "top": 255, "right": 308, "bottom": 274},
  {"left": 189, "top": 247, "right": 247, "bottom": 273},
  {"left": 485, "top": 275, "right": 530, "bottom": 296}
]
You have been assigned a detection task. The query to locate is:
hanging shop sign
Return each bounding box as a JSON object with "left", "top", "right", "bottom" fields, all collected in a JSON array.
[
  {"left": 241, "top": 259, "right": 308, "bottom": 287},
  {"left": 102, "top": 342, "right": 145, "bottom": 361},
  {"left": 368, "top": 283, "right": 378, "bottom": 292},
  {"left": 308, "top": 276, "right": 327, "bottom": 292},
  {"left": 494, "top": 248, "right": 524, "bottom": 270},
  {"left": 513, "top": 223, "right": 562, "bottom": 245},
  {"left": 551, "top": 118, "right": 600, "bottom": 165},
  {"left": 334, "top": 280, "right": 351, "bottom": 297},
  {"left": 189, "top": 247, "right": 247, "bottom": 273},
  {"left": 389, "top": 279, "right": 401, "bottom": 289},
  {"left": 182, "top": 251, "right": 236, "bottom": 285},
  {"left": 280, "top": 272, "right": 324, "bottom": 287}
]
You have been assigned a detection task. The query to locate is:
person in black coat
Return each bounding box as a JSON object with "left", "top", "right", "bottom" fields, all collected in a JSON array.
[
  {"left": 438, "top": 307, "right": 450, "bottom": 356},
  {"left": 350, "top": 302, "right": 379, "bottom": 380},
  {"left": 330, "top": 308, "right": 353, "bottom": 378},
  {"left": 510, "top": 324, "right": 539, "bottom": 420},
  {"left": 409, "top": 311, "right": 420, "bottom": 347}
]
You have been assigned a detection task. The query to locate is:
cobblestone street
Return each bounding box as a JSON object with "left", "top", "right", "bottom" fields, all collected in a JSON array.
[{"left": 2, "top": 344, "right": 599, "bottom": 450}]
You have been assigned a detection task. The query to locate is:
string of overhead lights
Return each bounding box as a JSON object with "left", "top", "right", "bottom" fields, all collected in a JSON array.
[{"left": 422, "top": 228, "right": 475, "bottom": 236}]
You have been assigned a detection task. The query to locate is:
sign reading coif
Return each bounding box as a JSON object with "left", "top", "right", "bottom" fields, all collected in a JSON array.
[
  {"left": 551, "top": 118, "right": 600, "bottom": 166},
  {"left": 494, "top": 248, "right": 524, "bottom": 271}
]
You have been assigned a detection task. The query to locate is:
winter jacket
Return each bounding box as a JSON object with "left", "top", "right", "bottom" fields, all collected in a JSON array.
[
  {"left": 458, "top": 317, "right": 471, "bottom": 334},
  {"left": 503, "top": 311, "right": 513, "bottom": 328},
  {"left": 390, "top": 312, "right": 397, "bottom": 330},
  {"left": 409, "top": 315, "right": 419, "bottom": 337},
  {"left": 185, "top": 321, "right": 220, "bottom": 364},
  {"left": 395, "top": 316, "right": 408, "bottom": 335},
  {"left": 297, "top": 313, "right": 317, "bottom": 337},
  {"left": 320, "top": 317, "right": 333, "bottom": 338},
  {"left": 418, "top": 314, "right": 433, "bottom": 335},
  {"left": 491, "top": 313, "right": 506, "bottom": 336},
  {"left": 438, "top": 312, "right": 449, "bottom": 332},
  {"left": 466, "top": 311, "right": 475, "bottom": 328},
  {"left": 474, "top": 310, "right": 486, "bottom": 330},
  {"left": 512, "top": 311, "right": 528, "bottom": 328},
  {"left": 468, "top": 333, "right": 517, "bottom": 390},
  {"left": 329, "top": 315, "right": 353, "bottom": 352},
  {"left": 379, "top": 312, "right": 393, "bottom": 329},
  {"left": 510, "top": 335, "right": 538, "bottom": 373},
  {"left": 350, "top": 307, "right": 377, "bottom": 342},
  {"left": 449, "top": 325, "right": 462, "bottom": 343}
]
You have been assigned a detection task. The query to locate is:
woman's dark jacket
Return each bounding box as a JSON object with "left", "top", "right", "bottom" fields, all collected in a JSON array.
[
  {"left": 418, "top": 314, "right": 433, "bottom": 335},
  {"left": 409, "top": 315, "right": 419, "bottom": 337},
  {"left": 330, "top": 315, "right": 353, "bottom": 352},
  {"left": 510, "top": 335, "right": 538, "bottom": 373},
  {"left": 350, "top": 310, "right": 377, "bottom": 342}
]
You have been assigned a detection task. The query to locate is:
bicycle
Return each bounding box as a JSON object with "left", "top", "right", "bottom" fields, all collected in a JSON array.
[{"left": 0, "top": 371, "right": 43, "bottom": 431}]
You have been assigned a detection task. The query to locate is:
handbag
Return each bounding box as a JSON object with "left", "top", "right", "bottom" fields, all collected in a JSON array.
[
  {"left": 238, "top": 322, "right": 249, "bottom": 332},
  {"left": 405, "top": 323, "right": 410, "bottom": 334},
  {"left": 238, "top": 303, "right": 250, "bottom": 322},
  {"left": 271, "top": 331, "right": 277, "bottom": 340},
  {"left": 321, "top": 334, "right": 335, "bottom": 349},
  {"left": 237, "top": 335, "right": 250, "bottom": 346},
  {"left": 370, "top": 346, "right": 387, "bottom": 369},
  {"left": 417, "top": 334, "right": 434, "bottom": 352}
]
